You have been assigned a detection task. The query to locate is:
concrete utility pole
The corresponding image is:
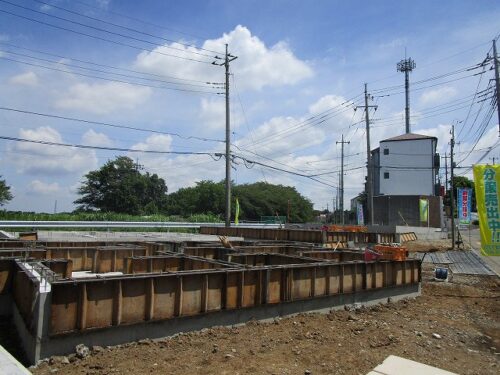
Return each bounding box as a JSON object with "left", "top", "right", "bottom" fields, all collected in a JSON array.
[
  {"left": 337, "top": 134, "right": 350, "bottom": 225},
  {"left": 493, "top": 39, "right": 500, "bottom": 135},
  {"left": 355, "top": 84, "right": 377, "bottom": 225},
  {"left": 397, "top": 56, "right": 416, "bottom": 134},
  {"left": 442, "top": 153, "right": 448, "bottom": 193},
  {"left": 213, "top": 44, "right": 237, "bottom": 227},
  {"left": 450, "top": 126, "right": 456, "bottom": 250}
]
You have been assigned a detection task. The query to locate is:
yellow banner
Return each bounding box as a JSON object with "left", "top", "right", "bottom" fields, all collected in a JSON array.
[
  {"left": 473, "top": 164, "right": 500, "bottom": 256},
  {"left": 235, "top": 198, "right": 240, "bottom": 226}
]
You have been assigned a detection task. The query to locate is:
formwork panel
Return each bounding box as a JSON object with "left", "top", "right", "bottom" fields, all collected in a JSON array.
[
  {"left": 181, "top": 274, "right": 203, "bottom": 315},
  {"left": 225, "top": 273, "right": 239, "bottom": 309},
  {"left": 291, "top": 268, "right": 312, "bottom": 300},
  {"left": 355, "top": 264, "right": 363, "bottom": 290},
  {"left": 328, "top": 265, "right": 340, "bottom": 294},
  {"left": 131, "top": 258, "right": 148, "bottom": 274},
  {"left": 153, "top": 277, "right": 176, "bottom": 319},
  {"left": 0, "top": 260, "right": 13, "bottom": 294},
  {"left": 86, "top": 282, "right": 114, "bottom": 329},
  {"left": 50, "top": 284, "right": 78, "bottom": 334},
  {"left": 405, "top": 265, "right": 412, "bottom": 283},
  {"left": 314, "top": 267, "right": 327, "bottom": 296},
  {"left": 342, "top": 264, "right": 354, "bottom": 293},
  {"left": 375, "top": 263, "right": 384, "bottom": 288},
  {"left": 267, "top": 269, "right": 282, "bottom": 303},
  {"left": 121, "top": 279, "right": 147, "bottom": 324},
  {"left": 395, "top": 262, "right": 403, "bottom": 285},
  {"left": 97, "top": 251, "right": 114, "bottom": 273},
  {"left": 207, "top": 274, "right": 223, "bottom": 311},
  {"left": 242, "top": 271, "right": 258, "bottom": 307}
]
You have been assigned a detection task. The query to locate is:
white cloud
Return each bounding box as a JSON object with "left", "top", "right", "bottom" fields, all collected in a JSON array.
[
  {"left": 27, "top": 180, "right": 60, "bottom": 195},
  {"left": 8, "top": 126, "right": 97, "bottom": 175},
  {"left": 135, "top": 25, "right": 313, "bottom": 91},
  {"left": 55, "top": 82, "right": 151, "bottom": 114},
  {"left": 130, "top": 134, "right": 173, "bottom": 152},
  {"left": 9, "top": 71, "right": 38, "bottom": 86},
  {"left": 199, "top": 98, "right": 243, "bottom": 131},
  {"left": 420, "top": 86, "right": 458, "bottom": 105},
  {"left": 81, "top": 129, "right": 114, "bottom": 147}
]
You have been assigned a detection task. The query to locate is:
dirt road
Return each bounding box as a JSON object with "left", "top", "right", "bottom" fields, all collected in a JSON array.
[{"left": 31, "top": 265, "right": 499, "bottom": 375}]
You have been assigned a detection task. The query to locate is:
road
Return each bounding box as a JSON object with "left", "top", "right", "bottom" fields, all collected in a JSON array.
[{"left": 460, "top": 225, "right": 500, "bottom": 276}]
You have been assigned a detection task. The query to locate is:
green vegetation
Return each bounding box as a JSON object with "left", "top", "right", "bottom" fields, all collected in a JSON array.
[
  {"left": 0, "top": 210, "right": 221, "bottom": 223},
  {"left": 0, "top": 176, "right": 13, "bottom": 206},
  {"left": 3, "top": 156, "right": 314, "bottom": 224},
  {"left": 75, "top": 156, "right": 169, "bottom": 215},
  {"left": 167, "top": 180, "right": 314, "bottom": 222}
]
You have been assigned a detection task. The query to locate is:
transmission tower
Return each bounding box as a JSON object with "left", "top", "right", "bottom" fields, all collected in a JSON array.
[{"left": 397, "top": 56, "right": 416, "bottom": 134}]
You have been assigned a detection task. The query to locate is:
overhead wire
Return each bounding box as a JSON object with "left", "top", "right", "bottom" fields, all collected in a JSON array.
[
  {"left": 29, "top": 0, "right": 224, "bottom": 55},
  {"left": 0, "top": 106, "right": 225, "bottom": 143},
  {"left": 0, "top": 41, "right": 216, "bottom": 84},
  {"left": 0, "top": 55, "right": 220, "bottom": 95},
  {"left": 0, "top": 6, "right": 216, "bottom": 64}
]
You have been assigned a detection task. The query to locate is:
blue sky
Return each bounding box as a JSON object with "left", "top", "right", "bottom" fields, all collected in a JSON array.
[{"left": 0, "top": 0, "right": 499, "bottom": 213}]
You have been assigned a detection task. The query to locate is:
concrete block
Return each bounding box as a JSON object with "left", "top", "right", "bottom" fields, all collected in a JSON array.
[{"left": 370, "top": 355, "right": 457, "bottom": 375}]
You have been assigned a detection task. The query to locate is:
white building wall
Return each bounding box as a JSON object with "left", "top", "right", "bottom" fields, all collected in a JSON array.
[{"left": 379, "top": 138, "right": 436, "bottom": 195}]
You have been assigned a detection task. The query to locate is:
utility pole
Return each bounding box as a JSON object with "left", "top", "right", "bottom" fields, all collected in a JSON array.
[
  {"left": 213, "top": 44, "right": 237, "bottom": 227},
  {"left": 493, "top": 39, "right": 500, "bottom": 135},
  {"left": 355, "top": 84, "right": 377, "bottom": 225},
  {"left": 397, "top": 56, "right": 416, "bottom": 134},
  {"left": 450, "top": 126, "right": 456, "bottom": 250},
  {"left": 337, "top": 134, "right": 350, "bottom": 225},
  {"left": 442, "top": 153, "right": 448, "bottom": 193}
]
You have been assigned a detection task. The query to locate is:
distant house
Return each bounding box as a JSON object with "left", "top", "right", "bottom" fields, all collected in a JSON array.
[
  {"left": 370, "top": 133, "right": 442, "bottom": 228},
  {"left": 372, "top": 133, "right": 439, "bottom": 196}
]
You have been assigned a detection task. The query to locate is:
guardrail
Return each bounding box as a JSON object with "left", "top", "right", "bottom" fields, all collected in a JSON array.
[{"left": 0, "top": 221, "right": 281, "bottom": 229}]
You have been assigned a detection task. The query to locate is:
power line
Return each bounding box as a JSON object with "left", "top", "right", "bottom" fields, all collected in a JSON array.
[
  {"left": 0, "top": 7, "right": 215, "bottom": 64},
  {"left": 30, "top": 0, "right": 224, "bottom": 55},
  {"left": 0, "top": 55, "right": 220, "bottom": 95},
  {"left": 0, "top": 135, "right": 220, "bottom": 156},
  {"left": 0, "top": 41, "right": 215, "bottom": 84},
  {"left": 0, "top": 49, "right": 217, "bottom": 89},
  {"left": 71, "top": 0, "right": 213, "bottom": 43},
  {"left": 0, "top": 106, "right": 225, "bottom": 143}
]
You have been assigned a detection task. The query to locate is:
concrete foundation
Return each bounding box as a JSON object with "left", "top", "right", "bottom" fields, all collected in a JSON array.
[
  {"left": 37, "top": 283, "right": 420, "bottom": 360},
  {"left": 0, "top": 237, "right": 421, "bottom": 365}
]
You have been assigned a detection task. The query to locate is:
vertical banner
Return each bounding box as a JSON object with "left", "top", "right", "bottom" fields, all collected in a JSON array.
[
  {"left": 419, "top": 198, "right": 429, "bottom": 223},
  {"left": 356, "top": 203, "right": 364, "bottom": 225},
  {"left": 473, "top": 165, "right": 500, "bottom": 256},
  {"left": 457, "top": 187, "right": 472, "bottom": 225},
  {"left": 235, "top": 198, "right": 240, "bottom": 225}
]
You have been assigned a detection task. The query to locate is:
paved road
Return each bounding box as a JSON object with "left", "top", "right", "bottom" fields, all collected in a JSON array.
[{"left": 459, "top": 226, "right": 500, "bottom": 276}]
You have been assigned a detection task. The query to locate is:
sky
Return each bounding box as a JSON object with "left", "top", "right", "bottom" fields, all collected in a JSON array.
[{"left": 0, "top": 0, "right": 499, "bottom": 213}]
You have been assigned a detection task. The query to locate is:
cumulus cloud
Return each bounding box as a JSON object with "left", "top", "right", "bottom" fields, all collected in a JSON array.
[
  {"left": 8, "top": 126, "right": 97, "bottom": 175},
  {"left": 27, "top": 180, "right": 60, "bottom": 195},
  {"left": 135, "top": 25, "right": 313, "bottom": 91},
  {"left": 199, "top": 98, "right": 243, "bottom": 131},
  {"left": 420, "top": 86, "right": 458, "bottom": 105},
  {"left": 81, "top": 129, "right": 114, "bottom": 147},
  {"left": 9, "top": 71, "right": 38, "bottom": 86},
  {"left": 55, "top": 82, "right": 151, "bottom": 114}
]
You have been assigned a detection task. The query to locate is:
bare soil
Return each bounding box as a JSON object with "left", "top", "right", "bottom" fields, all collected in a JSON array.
[{"left": 31, "top": 264, "right": 499, "bottom": 375}]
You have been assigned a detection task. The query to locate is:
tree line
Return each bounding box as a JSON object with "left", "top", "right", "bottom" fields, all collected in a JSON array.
[{"left": 74, "top": 156, "right": 314, "bottom": 222}]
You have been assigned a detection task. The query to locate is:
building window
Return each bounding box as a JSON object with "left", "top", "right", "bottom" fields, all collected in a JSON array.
[
  {"left": 384, "top": 172, "right": 390, "bottom": 179},
  {"left": 383, "top": 148, "right": 389, "bottom": 155}
]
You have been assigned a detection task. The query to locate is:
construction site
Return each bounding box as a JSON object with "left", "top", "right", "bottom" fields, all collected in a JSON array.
[{"left": 0, "top": 225, "right": 496, "bottom": 374}]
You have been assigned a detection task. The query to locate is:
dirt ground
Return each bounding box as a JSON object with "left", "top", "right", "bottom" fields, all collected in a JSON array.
[{"left": 30, "top": 263, "right": 499, "bottom": 375}]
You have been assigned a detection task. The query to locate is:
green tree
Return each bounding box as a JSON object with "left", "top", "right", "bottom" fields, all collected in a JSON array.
[
  {"left": 233, "top": 182, "right": 314, "bottom": 222},
  {"left": 166, "top": 180, "right": 314, "bottom": 222},
  {"left": 0, "top": 176, "right": 13, "bottom": 206},
  {"left": 74, "top": 156, "right": 168, "bottom": 215},
  {"left": 167, "top": 180, "right": 225, "bottom": 217}
]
